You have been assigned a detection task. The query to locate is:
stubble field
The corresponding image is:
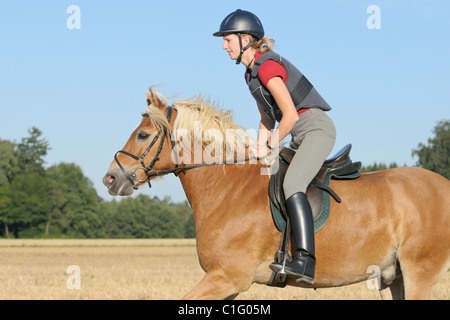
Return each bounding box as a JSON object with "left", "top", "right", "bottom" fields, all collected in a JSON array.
[{"left": 0, "top": 239, "right": 448, "bottom": 300}]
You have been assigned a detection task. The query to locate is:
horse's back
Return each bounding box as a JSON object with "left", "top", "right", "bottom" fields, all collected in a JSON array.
[
  {"left": 336, "top": 166, "right": 450, "bottom": 230},
  {"left": 360, "top": 166, "right": 449, "bottom": 214},
  {"left": 315, "top": 166, "right": 450, "bottom": 292},
  {"left": 338, "top": 166, "right": 449, "bottom": 203}
]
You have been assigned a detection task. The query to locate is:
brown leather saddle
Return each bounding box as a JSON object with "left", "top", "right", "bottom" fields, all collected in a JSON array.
[
  {"left": 269, "top": 144, "right": 362, "bottom": 232},
  {"left": 267, "top": 144, "right": 362, "bottom": 287}
]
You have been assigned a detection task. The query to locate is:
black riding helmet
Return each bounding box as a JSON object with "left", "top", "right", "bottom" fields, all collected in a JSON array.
[
  {"left": 213, "top": 9, "right": 265, "bottom": 64},
  {"left": 213, "top": 9, "right": 264, "bottom": 39}
]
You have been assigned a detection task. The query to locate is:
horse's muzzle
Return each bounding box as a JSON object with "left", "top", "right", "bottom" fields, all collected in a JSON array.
[{"left": 102, "top": 166, "right": 136, "bottom": 196}]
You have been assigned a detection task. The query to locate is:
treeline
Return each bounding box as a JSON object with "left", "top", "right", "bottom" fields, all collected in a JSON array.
[
  {"left": 360, "top": 161, "right": 401, "bottom": 173},
  {"left": 1, "top": 120, "right": 448, "bottom": 238},
  {"left": 359, "top": 119, "right": 449, "bottom": 178},
  {"left": 0, "top": 127, "right": 195, "bottom": 239}
]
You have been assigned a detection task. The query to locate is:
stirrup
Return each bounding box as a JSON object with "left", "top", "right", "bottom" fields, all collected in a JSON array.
[{"left": 275, "top": 254, "right": 288, "bottom": 283}]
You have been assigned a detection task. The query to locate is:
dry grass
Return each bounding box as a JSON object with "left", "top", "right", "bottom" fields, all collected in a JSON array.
[{"left": 0, "top": 239, "right": 448, "bottom": 300}]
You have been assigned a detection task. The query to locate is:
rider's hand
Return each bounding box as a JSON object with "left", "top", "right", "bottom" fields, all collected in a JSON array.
[{"left": 249, "top": 144, "right": 270, "bottom": 159}]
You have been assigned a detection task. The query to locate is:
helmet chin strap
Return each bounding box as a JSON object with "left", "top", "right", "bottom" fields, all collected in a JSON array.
[{"left": 236, "top": 33, "right": 257, "bottom": 65}]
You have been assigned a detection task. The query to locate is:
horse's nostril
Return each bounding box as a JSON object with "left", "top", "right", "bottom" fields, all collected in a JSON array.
[{"left": 103, "top": 174, "right": 116, "bottom": 188}]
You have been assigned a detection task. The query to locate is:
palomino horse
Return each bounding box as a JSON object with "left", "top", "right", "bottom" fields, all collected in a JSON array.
[{"left": 103, "top": 88, "right": 450, "bottom": 300}]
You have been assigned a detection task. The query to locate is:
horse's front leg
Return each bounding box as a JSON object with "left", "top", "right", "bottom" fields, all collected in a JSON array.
[{"left": 182, "top": 269, "right": 248, "bottom": 300}]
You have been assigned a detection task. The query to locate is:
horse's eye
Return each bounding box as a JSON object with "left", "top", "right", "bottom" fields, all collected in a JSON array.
[{"left": 138, "top": 132, "right": 150, "bottom": 140}]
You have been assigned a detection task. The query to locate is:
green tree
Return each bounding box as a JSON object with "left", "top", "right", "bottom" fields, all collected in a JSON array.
[
  {"left": 0, "top": 183, "right": 12, "bottom": 237},
  {"left": 144, "top": 196, "right": 184, "bottom": 238},
  {"left": 103, "top": 195, "right": 191, "bottom": 238},
  {"left": 17, "top": 127, "right": 49, "bottom": 175},
  {"left": 412, "top": 119, "right": 450, "bottom": 179},
  {"left": 7, "top": 173, "right": 49, "bottom": 238},
  {"left": 46, "top": 163, "right": 103, "bottom": 238},
  {"left": 0, "top": 139, "right": 19, "bottom": 185},
  {"left": 45, "top": 178, "right": 67, "bottom": 237},
  {"left": 174, "top": 201, "right": 195, "bottom": 238},
  {"left": 0, "top": 139, "right": 19, "bottom": 237},
  {"left": 360, "top": 162, "right": 399, "bottom": 173},
  {"left": 106, "top": 197, "right": 136, "bottom": 238}
]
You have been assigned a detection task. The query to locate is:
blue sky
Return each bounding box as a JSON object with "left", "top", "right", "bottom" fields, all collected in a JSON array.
[{"left": 1, "top": 1, "right": 449, "bottom": 203}]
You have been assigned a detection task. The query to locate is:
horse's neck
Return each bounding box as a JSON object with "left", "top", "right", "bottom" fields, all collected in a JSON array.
[
  {"left": 178, "top": 166, "right": 233, "bottom": 209},
  {"left": 177, "top": 164, "right": 266, "bottom": 220}
]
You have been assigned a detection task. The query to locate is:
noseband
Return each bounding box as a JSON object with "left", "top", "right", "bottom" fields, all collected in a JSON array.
[{"left": 114, "top": 106, "right": 174, "bottom": 190}]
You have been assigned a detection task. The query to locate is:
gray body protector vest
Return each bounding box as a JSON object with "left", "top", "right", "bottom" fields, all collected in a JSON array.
[{"left": 245, "top": 51, "right": 331, "bottom": 122}]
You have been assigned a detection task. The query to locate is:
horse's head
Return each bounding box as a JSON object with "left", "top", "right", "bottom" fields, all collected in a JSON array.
[
  {"left": 104, "top": 88, "right": 262, "bottom": 195},
  {"left": 103, "top": 89, "right": 174, "bottom": 196}
]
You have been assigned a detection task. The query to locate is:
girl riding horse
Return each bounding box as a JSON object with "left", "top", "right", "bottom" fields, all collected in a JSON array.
[{"left": 213, "top": 9, "right": 336, "bottom": 284}]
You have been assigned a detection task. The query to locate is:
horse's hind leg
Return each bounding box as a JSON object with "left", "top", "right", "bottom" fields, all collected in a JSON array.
[
  {"left": 401, "top": 265, "right": 449, "bottom": 300},
  {"left": 399, "top": 246, "right": 449, "bottom": 299},
  {"left": 379, "top": 276, "right": 405, "bottom": 300}
]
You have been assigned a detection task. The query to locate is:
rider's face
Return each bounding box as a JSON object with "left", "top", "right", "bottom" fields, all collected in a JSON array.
[{"left": 222, "top": 34, "right": 241, "bottom": 60}]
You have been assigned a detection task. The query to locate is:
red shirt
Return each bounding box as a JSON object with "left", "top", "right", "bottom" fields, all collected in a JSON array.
[
  {"left": 246, "top": 52, "right": 288, "bottom": 86},
  {"left": 246, "top": 52, "right": 309, "bottom": 115},
  {"left": 254, "top": 51, "right": 287, "bottom": 86}
]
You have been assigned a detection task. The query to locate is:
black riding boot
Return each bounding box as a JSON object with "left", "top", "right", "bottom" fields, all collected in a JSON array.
[{"left": 270, "top": 192, "right": 316, "bottom": 284}]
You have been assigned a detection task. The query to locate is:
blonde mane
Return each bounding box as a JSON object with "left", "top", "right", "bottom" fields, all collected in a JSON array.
[{"left": 145, "top": 89, "right": 254, "bottom": 163}]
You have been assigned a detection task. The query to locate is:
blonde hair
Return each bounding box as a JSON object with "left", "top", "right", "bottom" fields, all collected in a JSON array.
[{"left": 244, "top": 35, "right": 275, "bottom": 53}]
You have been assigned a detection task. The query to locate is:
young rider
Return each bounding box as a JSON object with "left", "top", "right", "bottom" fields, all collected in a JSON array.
[{"left": 213, "top": 9, "right": 336, "bottom": 284}]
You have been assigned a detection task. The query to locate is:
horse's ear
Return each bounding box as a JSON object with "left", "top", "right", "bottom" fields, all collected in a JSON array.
[
  {"left": 145, "top": 91, "right": 151, "bottom": 106},
  {"left": 146, "top": 88, "right": 166, "bottom": 110}
]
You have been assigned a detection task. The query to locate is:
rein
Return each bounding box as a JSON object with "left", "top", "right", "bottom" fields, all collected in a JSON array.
[{"left": 114, "top": 105, "right": 256, "bottom": 190}]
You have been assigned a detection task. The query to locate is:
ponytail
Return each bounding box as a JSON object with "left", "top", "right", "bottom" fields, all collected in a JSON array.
[{"left": 253, "top": 37, "right": 275, "bottom": 53}]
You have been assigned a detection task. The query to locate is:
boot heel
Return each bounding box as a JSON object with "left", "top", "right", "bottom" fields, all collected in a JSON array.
[{"left": 295, "top": 275, "right": 314, "bottom": 285}]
